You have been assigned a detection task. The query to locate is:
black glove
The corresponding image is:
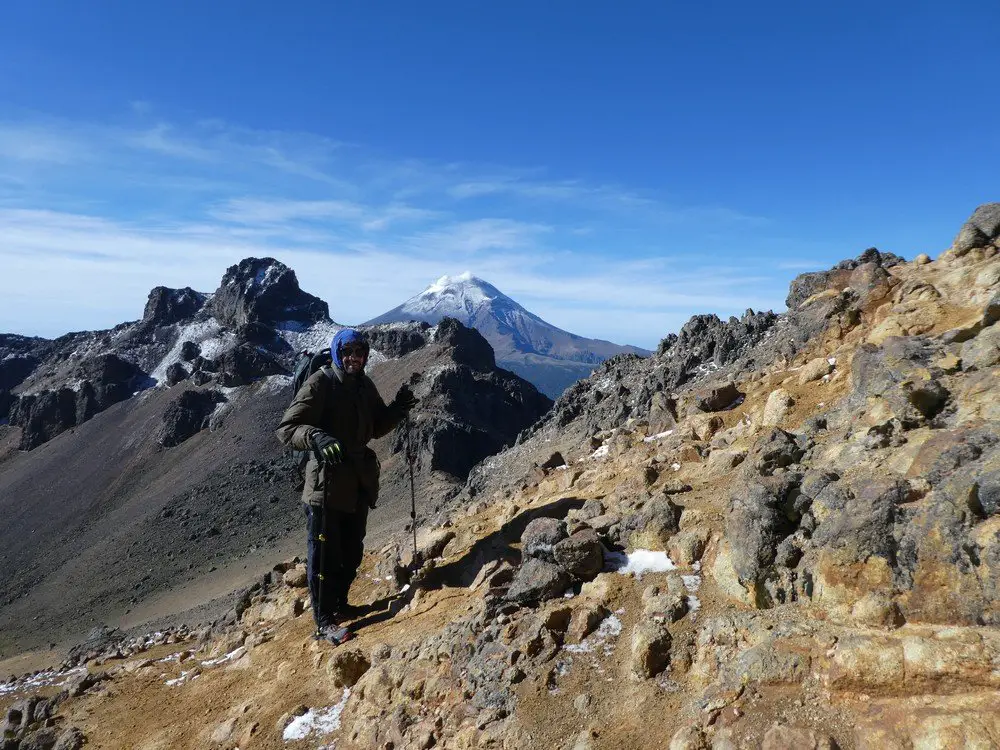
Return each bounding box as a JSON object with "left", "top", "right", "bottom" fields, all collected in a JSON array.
[
  {"left": 310, "top": 431, "right": 343, "bottom": 465},
  {"left": 392, "top": 384, "right": 419, "bottom": 415}
]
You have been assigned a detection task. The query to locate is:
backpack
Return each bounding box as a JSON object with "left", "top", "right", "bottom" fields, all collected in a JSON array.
[{"left": 289, "top": 348, "right": 336, "bottom": 488}]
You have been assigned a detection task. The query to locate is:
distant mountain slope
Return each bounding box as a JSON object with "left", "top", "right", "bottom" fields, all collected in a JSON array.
[
  {"left": 0, "top": 258, "right": 551, "bottom": 656},
  {"left": 365, "top": 273, "right": 650, "bottom": 396}
]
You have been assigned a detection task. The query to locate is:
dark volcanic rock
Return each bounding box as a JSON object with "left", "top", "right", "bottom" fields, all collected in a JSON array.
[
  {"left": 8, "top": 389, "right": 78, "bottom": 450},
  {"left": 180, "top": 341, "right": 201, "bottom": 361},
  {"left": 521, "top": 518, "right": 567, "bottom": 561},
  {"left": 165, "top": 362, "right": 189, "bottom": 386},
  {"left": 142, "top": 286, "right": 206, "bottom": 328},
  {"left": 10, "top": 353, "right": 146, "bottom": 449},
  {"left": 553, "top": 529, "right": 604, "bottom": 580},
  {"left": 158, "top": 389, "right": 227, "bottom": 447},
  {"left": 206, "top": 257, "right": 329, "bottom": 329},
  {"left": 363, "top": 322, "right": 430, "bottom": 358},
  {"left": 436, "top": 317, "right": 495, "bottom": 371},
  {"left": 507, "top": 558, "right": 570, "bottom": 605},
  {"left": 693, "top": 381, "right": 742, "bottom": 412},
  {"left": 215, "top": 344, "right": 288, "bottom": 387}
]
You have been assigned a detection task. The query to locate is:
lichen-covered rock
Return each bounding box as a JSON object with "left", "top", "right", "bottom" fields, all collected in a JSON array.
[
  {"left": 952, "top": 203, "right": 1000, "bottom": 255},
  {"left": 630, "top": 620, "right": 671, "bottom": 678},
  {"left": 507, "top": 558, "right": 570, "bottom": 606},
  {"left": 552, "top": 529, "right": 604, "bottom": 580},
  {"left": 521, "top": 517, "right": 567, "bottom": 561}
]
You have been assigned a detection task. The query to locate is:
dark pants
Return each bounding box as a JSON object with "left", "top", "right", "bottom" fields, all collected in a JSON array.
[{"left": 304, "top": 503, "right": 369, "bottom": 628}]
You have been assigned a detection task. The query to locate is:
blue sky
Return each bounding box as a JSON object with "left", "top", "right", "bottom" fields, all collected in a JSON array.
[{"left": 1, "top": 1, "right": 997, "bottom": 349}]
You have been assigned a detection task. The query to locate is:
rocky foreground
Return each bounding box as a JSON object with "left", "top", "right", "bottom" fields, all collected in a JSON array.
[{"left": 2, "top": 206, "right": 1000, "bottom": 749}]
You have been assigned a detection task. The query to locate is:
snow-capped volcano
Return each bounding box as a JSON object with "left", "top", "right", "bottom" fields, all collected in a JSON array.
[{"left": 366, "top": 273, "right": 650, "bottom": 397}]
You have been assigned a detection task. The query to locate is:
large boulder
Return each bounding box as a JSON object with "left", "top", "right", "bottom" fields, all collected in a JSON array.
[
  {"left": 952, "top": 203, "right": 1000, "bottom": 255},
  {"left": 507, "top": 558, "right": 570, "bottom": 606},
  {"left": 521, "top": 517, "right": 567, "bottom": 561},
  {"left": 553, "top": 529, "right": 604, "bottom": 580},
  {"left": 785, "top": 248, "right": 903, "bottom": 310}
]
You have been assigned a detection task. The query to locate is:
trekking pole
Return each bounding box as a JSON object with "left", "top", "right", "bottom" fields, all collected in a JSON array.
[
  {"left": 406, "top": 418, "right": 418, "bottom": 569},
  {"left": 316, "top": 504, "right": 327, "bottom": 634}
]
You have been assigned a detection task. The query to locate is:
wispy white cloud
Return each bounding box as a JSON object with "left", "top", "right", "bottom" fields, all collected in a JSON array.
[
  {"left": 129, "top": 123, "right": 217, "bottom": 161},
  {"left": 0, "top": 124, "right": 89, "bottom": 164},
  {"left": 0, "top": 110, "right": 794, "bottom": 347}
]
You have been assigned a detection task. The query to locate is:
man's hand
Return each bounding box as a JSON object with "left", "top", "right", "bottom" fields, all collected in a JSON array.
[
  {"left": 392, "top": 384, "right": 419, "bottom": 415},
  {"left": 310, "top": 431, "right": 344, "bottom": 465}
]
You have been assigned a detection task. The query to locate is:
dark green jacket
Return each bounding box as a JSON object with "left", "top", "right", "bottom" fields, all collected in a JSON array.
[{"left": 276, "top": 366, "right": 402, "bottom": 511}]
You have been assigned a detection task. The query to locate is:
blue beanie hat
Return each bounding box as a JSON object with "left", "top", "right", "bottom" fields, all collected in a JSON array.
[{"left": 331, "top": 328, "right": 369, "bottom": 370}]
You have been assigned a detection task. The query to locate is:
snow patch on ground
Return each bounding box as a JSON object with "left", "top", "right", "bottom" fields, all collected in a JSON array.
[
  {"left": 283, "top": 689, "right": 352, "bottom": 741},
  {"left": 0, "top": 667, "right": 86, "bottom": 697},
  {"left": 149, "top": 319, "right": 232, "bottom": 385},
  {"left": 201, "top": 647, "right": 246, "bottom": 668},
  {"left": 590, "top": 445, "right": 610, "bottom": 460},
  {"left": 563, "top": 613, "right": 623, "bottom": 655},
  {"left": 643, "top": 430, "right": 674, "bottom": 442},
  {"left": 605, "top": 549, "right": 677, "bottom": 578}
]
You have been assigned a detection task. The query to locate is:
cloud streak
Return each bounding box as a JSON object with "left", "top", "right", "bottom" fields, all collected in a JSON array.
[{"left": 0, "top": 111, "right": 792, "bottom": 348}]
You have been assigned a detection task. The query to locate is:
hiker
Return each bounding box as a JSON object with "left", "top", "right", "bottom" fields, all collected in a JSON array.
[{"left": 276, "top": 328, "right": 418, "bottom": 644}]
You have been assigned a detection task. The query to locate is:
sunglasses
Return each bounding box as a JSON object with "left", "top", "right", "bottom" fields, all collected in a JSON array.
[{"left": 340, "top": 346, "right": 368, "bottom": 357}]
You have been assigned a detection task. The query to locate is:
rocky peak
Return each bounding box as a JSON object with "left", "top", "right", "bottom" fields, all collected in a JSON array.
[
  {"left": 205, "top": 257, "right": 330, "bottom": 329},
  {"left": 434, "top": 317, "right": 496, "bottom": 371},
  {"left": 141, "top": 286, "right": 207, "bottom": 328}
]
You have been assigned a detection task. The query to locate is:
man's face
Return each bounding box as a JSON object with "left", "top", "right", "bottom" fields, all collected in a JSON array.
[{"left": 340, "top": 344, "right": 368, "bottom": 374}]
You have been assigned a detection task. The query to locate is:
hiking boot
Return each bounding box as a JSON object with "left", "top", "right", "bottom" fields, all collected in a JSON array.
[{"left": 314, "top": 624, "right": 353, "bottom": 646}]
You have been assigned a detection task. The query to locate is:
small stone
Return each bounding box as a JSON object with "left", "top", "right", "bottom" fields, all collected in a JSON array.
[
  {"left": 630, "top": 620, "right": 671, "bottom": 678},
  {"left": 566, "top": 603, "right": 610, "bottom": 643},
  {"left": 762, "top": 388, "right": 794, "bottom": 427},
  {"left": 761, "top": 724, "right": 836, "bottom": 750},
  {"left": 572, "top": 693, "right": 592, "bottom": 716},
  {"left": 669, "top": 725, "right": 709, "bottom": 750},
  {"left": 797, "top": 357, "right": 833, "bottom": 385},
  {"left": 914, "top": 253, "right": 931, "bottom": 265},
  {"left": 283, "top": 567, "right": 307, "bottom": 588}
]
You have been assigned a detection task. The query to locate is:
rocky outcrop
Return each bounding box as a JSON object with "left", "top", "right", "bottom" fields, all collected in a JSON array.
[
  {"left": 362, "top": 322, "right": 431, "bottom": 359},
  {"left": 8, "top": 354, "right": 143, "bottom": 449},
  {"left": 205, "top": 257, "right": 329, "bottom": 329},
  {"left": 214, "top": 344, "right": 288, "bottom": 387},
  {"left": 400, "top": 319, "right": 552, "bottom": 481},
  {"left": 158, "top": 389, "right": 227, "bottom": 447},
  {"left": 141, "top": 286, "right": 206, "bottom": 329},
  {"left": 952, "top": 202, "right": 1000, "bottom": 255}
]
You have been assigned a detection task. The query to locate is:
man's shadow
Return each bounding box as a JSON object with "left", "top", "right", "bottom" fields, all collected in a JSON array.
[{"left": 347, "top": 496, "right": 586, "bottom": 631}]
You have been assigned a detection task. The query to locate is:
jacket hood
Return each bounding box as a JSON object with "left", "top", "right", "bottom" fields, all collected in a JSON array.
[{"left": 331, "top": 328, "right": 369, "bottom": 370}]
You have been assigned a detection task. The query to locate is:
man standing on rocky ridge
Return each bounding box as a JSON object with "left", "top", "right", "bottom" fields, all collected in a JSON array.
[{"left": 276, "top": 329, "right": 417, "bottom": 644}]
